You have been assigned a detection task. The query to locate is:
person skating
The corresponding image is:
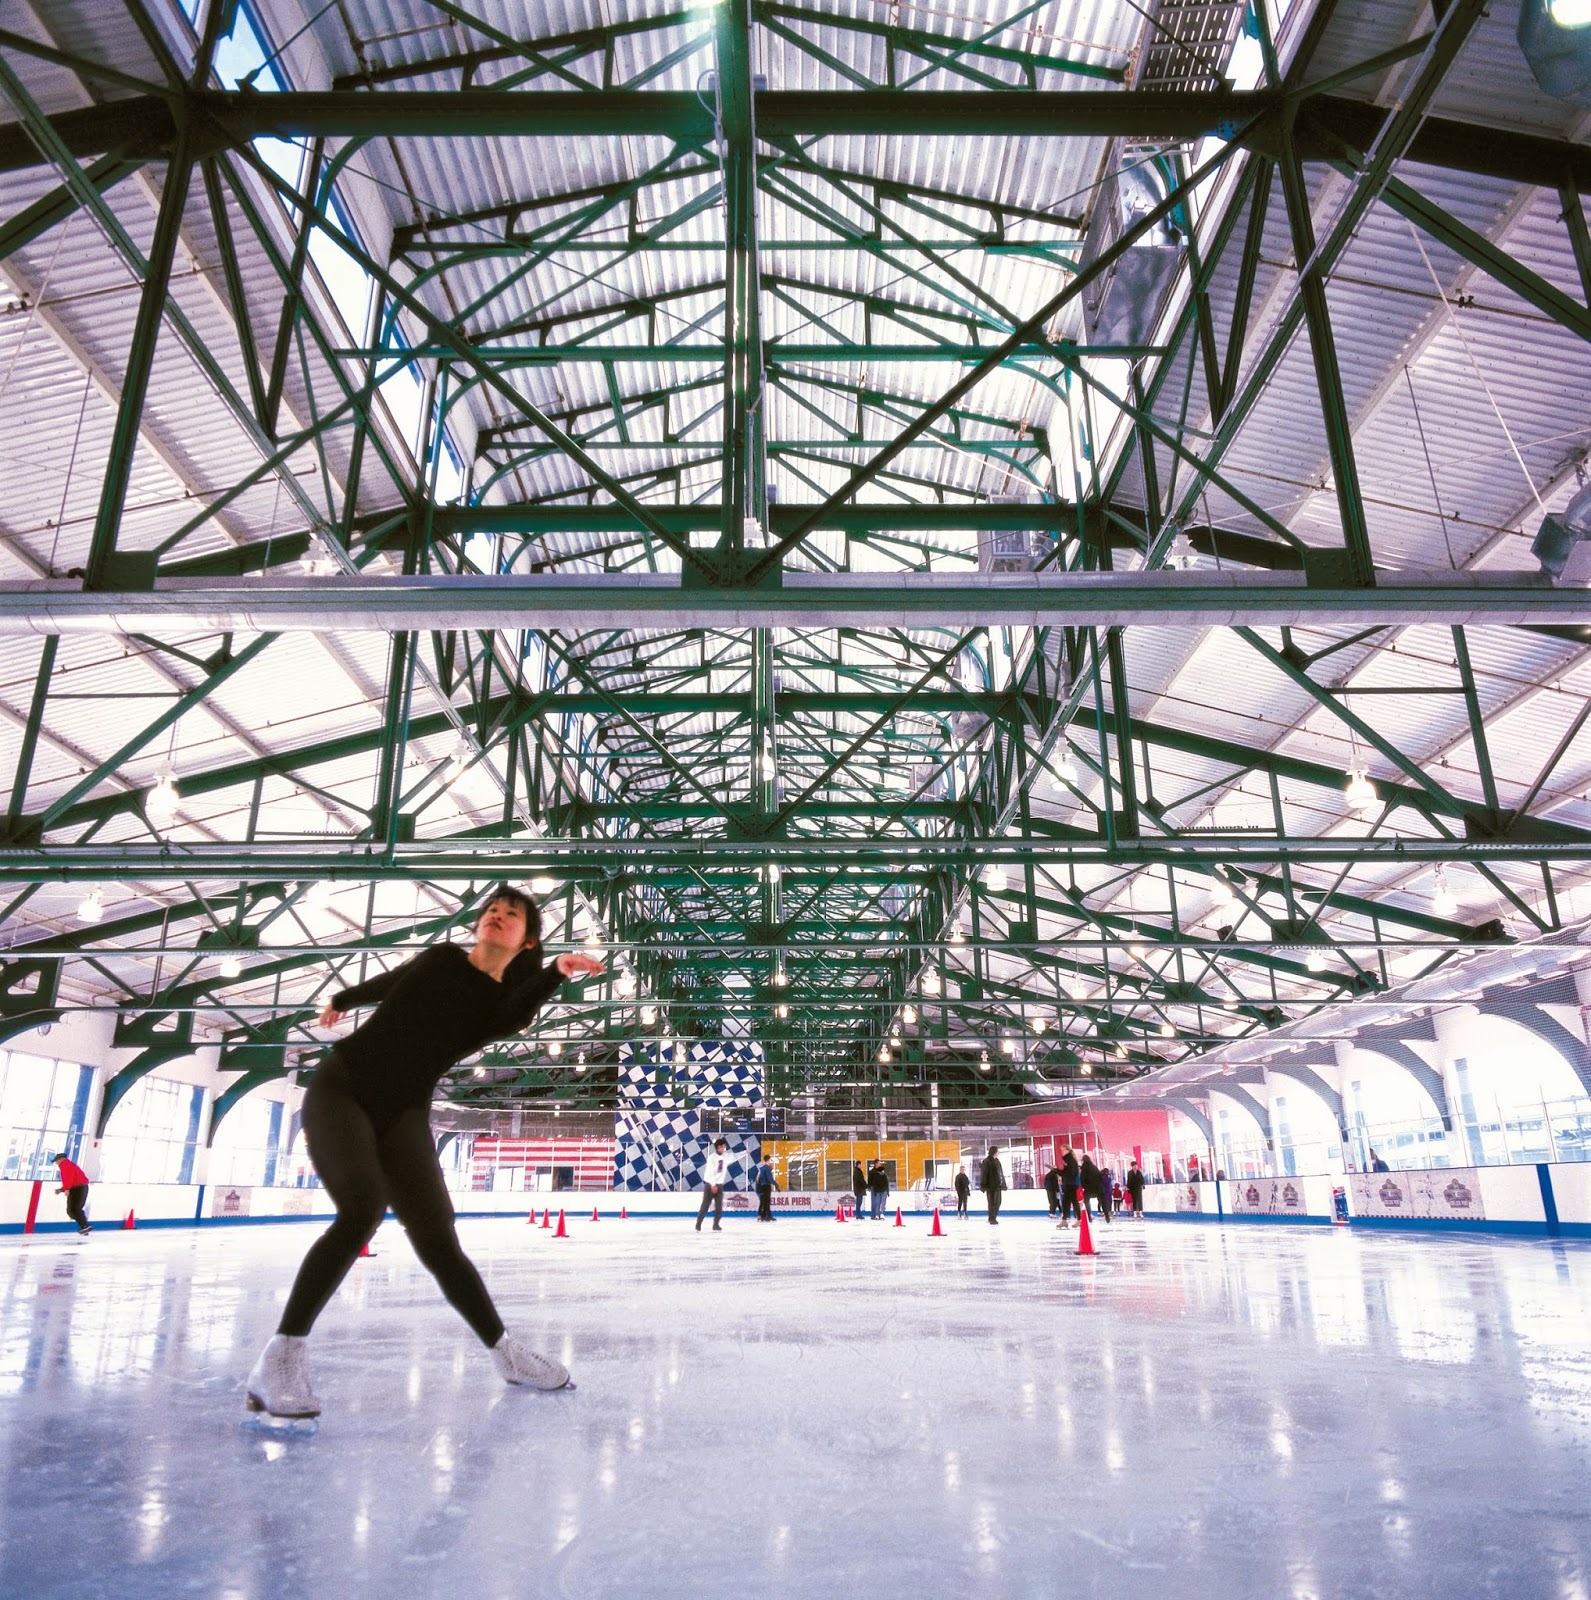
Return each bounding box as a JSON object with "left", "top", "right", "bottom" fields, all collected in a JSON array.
[
  {"left": 1096, "top": 1162, "right": 1113, "bottom": 1224},
  {"left": 1042, "top": 1163, "right": 1062, "bottom": 1217},
  {"left": 868, "top": 1158, "right": 890, "bottom": 1220},
  {"left": 1126, "top": 1162, "right": 1145, "bottom": 1219},
  {"left": 851, "top": 1159, "right": 868, "bottom": 1221},
  {"left": 753, "top": 1151, "right": 777, "bottom": 1220},
  {"left": 245, "top": 887, "right": 602, "bottom": 1420},
  {"left": 979, "top": 1145, "right": 1006, "bottom": 1225},
  {"left": 696, "top": 1137, "right": 731, "bottom": 1231},
  {"left": 953, "top": 1165, "right": 971, "bottom": 1219},
  {"left": 1080, "top": 1153, "right": 1103, "bottom": 1222},
  {"left": 1058, "top": 1147, "right": 1080, "bottom": 1227},
  {"left": 51, "top": 1152, "right": 91, "bottom": 1235}
]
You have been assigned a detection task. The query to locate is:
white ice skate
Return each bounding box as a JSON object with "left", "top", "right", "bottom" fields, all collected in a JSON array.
[
  {"left": 245, "top": 1334, "right": 322, "bottom": 1419},
  {"left": 491, "top": 1332, "right": 573, "bottom": 1391}
]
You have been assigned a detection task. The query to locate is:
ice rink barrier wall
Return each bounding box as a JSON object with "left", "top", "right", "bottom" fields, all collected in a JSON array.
[{"left": 6, "top": 1172, "right": 1591, "bottom": 1235}]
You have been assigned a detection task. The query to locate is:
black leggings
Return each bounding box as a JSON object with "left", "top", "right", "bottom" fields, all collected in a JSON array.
[{"left": 278, "top": 1062, "right": 504, "bottom": 1346}]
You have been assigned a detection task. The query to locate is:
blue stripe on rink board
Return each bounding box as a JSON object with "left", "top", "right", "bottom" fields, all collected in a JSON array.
[{"left": 1537, "top": 1163, "right": 1561, "bottom": 1237}]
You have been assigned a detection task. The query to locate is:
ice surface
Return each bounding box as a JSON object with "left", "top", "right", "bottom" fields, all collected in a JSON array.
[{"left": 3, "top": 1214, "right": 1591, "bottom": 1598}]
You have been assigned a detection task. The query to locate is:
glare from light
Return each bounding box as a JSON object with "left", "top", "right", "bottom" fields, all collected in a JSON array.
[
  {"left": 1129, "top": 943, "right": 1147, "bottom": 959},
  {"left": 984, "top": 864, "right": 1008, "bottom": 894},
  {"left": 218, "top": 953, "right": 243, "bottom": 980},
  {"left": 548, "top": 1040, "right": 563, "bottom": 1057},
  {"left": 902, "top": 1004, "right": 917, "bottom": 1025},
  {"left": 1305, "top": 951, "right": 1326, "bottom": 973},
  {"left": 772, "top": 966, "right": 788, "bottom": 988},
  {"left": 530, "top": 876, "right": 556, "bottom": 895},
  {"left": 1080, "top": 1063, "right": 1092, "bottom": 1075},
  {"left": 776, "top": 1003, "right": 790, "bottom": 1019},
  {"left": 584, "top": 928, "right": 604, "bottom": 949},
  {"left": 949, "top": 926, "right": 966, "bottom": 946},
  {"left": 922, "top": 971, "right": 941, "bottom": 996},
  {"left": 766, "top": 862, "right": 781, "bottom": 883},
  {"left": 617, "top": 970, "right": 637, "bottom": 999},
  {"left": 1211, "top": 877, "right": 1235, "bottom": 906},
  {"left": 1159, "top": 1022, "right": 1174, "bottom": 1037},
  {"left": 641, "top": 1005, "right": 657, "bottom": 1025},
  {"left": 1000, "top": 1035, "right": 1016, "bottom": 1056},
  {"left": 1031, "top": 1014, "right": 1046, "bottom": 1034},
  {"left": 1548, "top": 0, "right": 1591, "bottom": 24},
  {"left": 1222, "top": 993, "right": 1240, "bottom": 1010},
  {"left": 77, "top": 890, "right": 105, "bottom": 925},
  {"left": 472, "top": 1065, "right": 486, "bottom": 1078},
  {"left": 878, "top": 1048, "right": 890, "bottom": 1063}
]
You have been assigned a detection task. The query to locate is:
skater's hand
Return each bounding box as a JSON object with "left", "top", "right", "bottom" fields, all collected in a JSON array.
[
  {"left": 555, "top": 952, "right": 604, "bottom": 979},
  {"left": 317, "top": 1003, "right": 345, "bottom": 1028}
]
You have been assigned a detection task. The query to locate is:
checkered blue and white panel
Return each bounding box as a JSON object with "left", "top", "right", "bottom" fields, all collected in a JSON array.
[{"left": 613, "top": 1039, "right": 765, "bottom": 1192}]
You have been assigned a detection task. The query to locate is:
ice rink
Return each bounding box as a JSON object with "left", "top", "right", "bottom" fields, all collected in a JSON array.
[{"left": 3, "top": 1212, "right": 1590, "bottom": 1599}]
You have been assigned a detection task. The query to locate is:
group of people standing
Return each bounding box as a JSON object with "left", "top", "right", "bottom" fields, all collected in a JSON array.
[
  {"left": 1043, "top": 1149, "right": 1146, "bottom": 1225},
  {"left": 849, "top": 1158, "right": 894, "bottom": 1219}
]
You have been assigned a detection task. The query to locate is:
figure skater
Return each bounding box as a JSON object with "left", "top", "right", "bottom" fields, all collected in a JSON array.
[{"left": 245, "top": 886, "right": 602, "bottom": 1419}]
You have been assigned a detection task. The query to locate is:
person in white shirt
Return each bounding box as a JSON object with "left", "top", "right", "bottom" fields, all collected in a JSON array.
[{"left": 695, "top": 1137, "right": 731, "bottom": 1232}]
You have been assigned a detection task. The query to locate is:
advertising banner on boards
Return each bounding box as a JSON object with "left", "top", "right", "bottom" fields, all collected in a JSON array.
[
  {"left": 1228, "top": 1177, "right": 1307, "bottom": 1215},
  {"left": 1350, "top": 1167, "right": 1485, "bottom": 1221}
]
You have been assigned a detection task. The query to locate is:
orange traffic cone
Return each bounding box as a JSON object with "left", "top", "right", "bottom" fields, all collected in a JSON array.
[
  {"left": 554, "top": 1208, "right": 567, "bottom": 1238},
  {"left": 541, "top": 1207, "right": 550, "bottom": 1229},
  {"left": 835, "top": 1202, "right": 845, "bottom": 1222},
  {"left": 591, "top": 1206, "right": 601, "bottom": 1222},
  {"left": 123, "top": 1209, "right": 136, "bottom": 1230},
  {"left": 620, "top": 1206, "right": 628, "bottom": 1220},
  {"left": 359, "top": 1238, "right": 374, "bottom": 1258},
  {"left": 894, "top": 1206, "right": 904, "bottom": 1227},
  {"left": 1076, "top": 1189, "right": 1096, "bottom": 1256},
  {"left": 930, "top": 1207, "right": 943, "bottom": 1237}
]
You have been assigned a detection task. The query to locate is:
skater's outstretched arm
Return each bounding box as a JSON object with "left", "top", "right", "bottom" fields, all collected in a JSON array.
[
  {"left": 319, "top": 950, "right": 433, "bottom": 1025},
  {"left": 491, "top": 949, "right": 603, "bottom": 1037}
]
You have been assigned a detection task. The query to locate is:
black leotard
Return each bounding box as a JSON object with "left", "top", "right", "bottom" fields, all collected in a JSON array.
[{"left": 329, "top": 943, "right": 564, "bottom": 1121}]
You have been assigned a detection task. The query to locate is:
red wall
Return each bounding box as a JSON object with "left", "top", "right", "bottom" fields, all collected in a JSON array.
[{"left": 1027, "top": 1108, "right": 1176, "bottom": 1180}]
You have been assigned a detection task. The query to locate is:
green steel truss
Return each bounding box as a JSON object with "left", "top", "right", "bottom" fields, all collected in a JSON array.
[{"left": 0, "top": 0, "right": 1588, "bottom": 1115}]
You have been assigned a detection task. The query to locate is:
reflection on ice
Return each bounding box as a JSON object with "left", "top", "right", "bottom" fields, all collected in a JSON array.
[{"left": 0, "top": 1219, "right": 1588, "bottom": 1596}]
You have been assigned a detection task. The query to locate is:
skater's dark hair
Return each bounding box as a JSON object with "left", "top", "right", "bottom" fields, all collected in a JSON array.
[
  {"left": 48, "top": 1152, "right": 59, "bottom": 1163},
  {"left": 714, "top": 1136, "right": 728, "bottom": 1148},
  {"left": 480, "top": 884, "right": 542, "bottom": 947}
]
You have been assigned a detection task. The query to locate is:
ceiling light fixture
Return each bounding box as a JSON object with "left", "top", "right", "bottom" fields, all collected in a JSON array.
[
  {"left": 549, "top": 1040, "right": 563, "bottom": 1057},
  {"left": 147, "top": 770, "right": 180, "bottom": 824},
  {"left": 1344, "top": 764, "right": 1377, "bottom": 816},
  {"left": 902, "top": 1004, "right": 917, "bottom": 1025},
  {"left": 530, "top": 876, "right": 556, "bottom": 896},
  {"left": 984, "top": 864, "right": 1008, "bottom": 894},
  {"left": 218, "top": 953, "right": 243, "bottom": 980},
  {"left": 1433, "top": 866, "right": 1458, "bottom": 918},
  {"left": 77, "top": 889, "right": 105, "bottom": 925},
  {"left": 1305, "top": 951, "right": 1326, "bottom": 973}
]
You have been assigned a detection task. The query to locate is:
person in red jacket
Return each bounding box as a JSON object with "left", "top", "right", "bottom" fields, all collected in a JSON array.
[{"left": 52, "top": 1153, "right": 91, "bottom": 1235}]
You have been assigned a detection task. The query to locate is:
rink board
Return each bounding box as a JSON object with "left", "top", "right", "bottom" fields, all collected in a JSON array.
[{"left": 6, "top": 1166, "right": 1591, "bottom": 1236}]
